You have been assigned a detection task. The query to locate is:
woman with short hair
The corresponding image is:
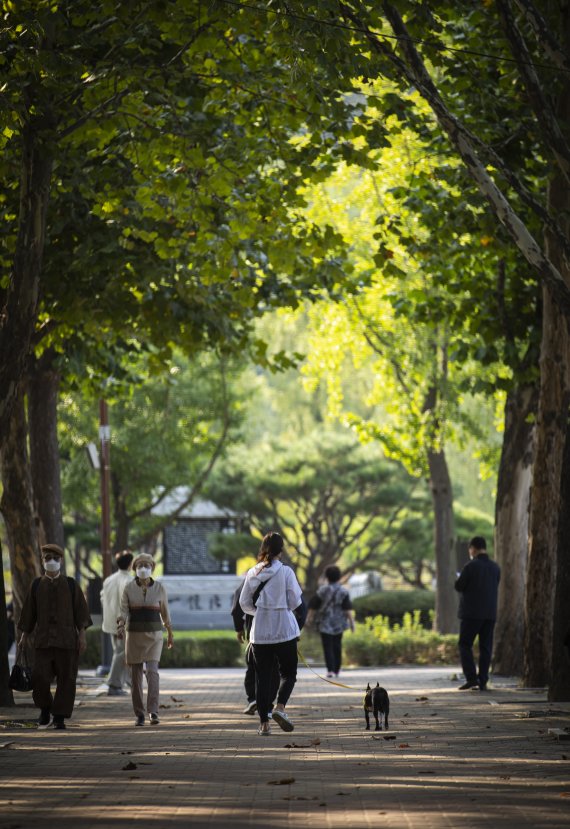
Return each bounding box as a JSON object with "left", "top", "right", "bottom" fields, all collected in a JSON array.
[
  {"left": 117, "top": 553, "right": 173, "bottom": 727},
  {"left": 307, "top": 565, "right": 355, "bottom": 678}
]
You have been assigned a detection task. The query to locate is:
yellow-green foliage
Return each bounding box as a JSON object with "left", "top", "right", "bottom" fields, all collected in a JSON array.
[{"left": 343, "top": 613, "right": 458, "bottom": 667}]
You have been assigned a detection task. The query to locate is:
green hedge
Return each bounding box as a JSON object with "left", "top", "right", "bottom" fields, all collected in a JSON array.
[
  {"left": 343, "top": 613, "right": 458, "bottom": 667},
  {"left": 80, "top": 628, "right": 242, "bottom": 669},
  {"left": 352, "top": 589, "right": 435, "bottom": 627}
]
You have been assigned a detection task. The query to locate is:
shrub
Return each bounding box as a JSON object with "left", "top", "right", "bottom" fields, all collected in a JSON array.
[
  {"left": 80, "top": 628, "right": 242, "bottom": 669},
  {"left": 352, "top": 589, "right": 435, "bottom": 627},
  {"left": 343, "top": 612, "right": 458, "bottom": 666}
]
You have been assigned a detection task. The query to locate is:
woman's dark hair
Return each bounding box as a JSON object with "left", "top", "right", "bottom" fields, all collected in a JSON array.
[
  {"left": 324, "top": 565, "right": 341, "bottom": 584},
  {"left": 257, "top": 532, "right": 284, "bottom": 567},
  {"left": 116, "top": 551, "right": 134, "bottom": 570}
]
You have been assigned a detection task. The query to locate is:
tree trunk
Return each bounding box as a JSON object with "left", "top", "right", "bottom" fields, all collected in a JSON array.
[
  {"left": 0, "top": 125, "right": 52, "bottom": 441},
  {"left": 28, "top": 351, "right": 65, "bottom": 551},
  {"left": 493, "top": 381, "right": 537, "bottom": 677},
  {"left": 0, "top": 385, "right": 41, "bottom": 622},
  {"left": 524, "top": 305, "right": 570, "bottom": 685},
  {"left": 0, "top": 539, "right": 15, "bottom": 706},
  {"left": 427, "top": 447, "right": 457, "bottom": 633},
  {"left": 549, "top": 406, "right": 570, "bottom": 701}
]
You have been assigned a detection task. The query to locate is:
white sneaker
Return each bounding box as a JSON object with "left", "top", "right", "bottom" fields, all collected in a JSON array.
[
  {"left": 243, "top": 700, "right": 257, "bottom": 715},
  {"left": 272, "top": 709, "right": 294, "bottom": 733}
]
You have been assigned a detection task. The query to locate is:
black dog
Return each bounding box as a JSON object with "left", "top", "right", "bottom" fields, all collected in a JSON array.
[{"left": 364, "top": 682, "right": 390, "bottom": 731}]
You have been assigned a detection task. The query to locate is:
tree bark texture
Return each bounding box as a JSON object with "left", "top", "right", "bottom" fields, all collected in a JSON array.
[
  {"left": 549, "top": 406, "right": 570, "bottom": 701},
  {"left": 0, "top": 385, "right": 41, "bottom": 622},
  {"left": 28, "top": 352, "right": 64, "bottom": 551},
  {"left": 0, "top": 125, "right": 52, "bottom": 441},
  {"left": 524, "top": 292, "right": 570, "bottom": 686},
  {"left": 427, "top": 448, "right": 458, "bottom": 634},
  {"left": 0, "top": 540, "right": 15, "bottom": 706},
  {"left": 493, "top": 382, "right": 537, "bottom": 677}
]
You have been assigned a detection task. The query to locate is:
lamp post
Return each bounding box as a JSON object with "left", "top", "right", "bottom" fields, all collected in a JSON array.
[{"left": 97, "top": 399, "right": 112, "bottom": 676}]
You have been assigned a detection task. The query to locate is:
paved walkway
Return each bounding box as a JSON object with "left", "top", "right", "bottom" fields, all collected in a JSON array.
[{"left": 1, "top": 665, "right": 569, "bottom": 829}]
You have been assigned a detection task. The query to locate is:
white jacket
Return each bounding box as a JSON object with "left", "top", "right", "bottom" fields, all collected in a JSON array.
[
  {"left": 239, "top": 560, "right": 302, "bottom": 644},
  {"left": 100, "top": 569, "right": 134, "bottom": 634}
]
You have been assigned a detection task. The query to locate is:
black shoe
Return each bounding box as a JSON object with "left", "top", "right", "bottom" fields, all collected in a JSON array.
[
  {"left": 135, "top": 714, "right": 145, "bottom": 726},
  {"left": 149, "top": 713, "right": 160, "bottom": 725},
  {"left": 52, "top": 716, "right": 66, "bottom": 730},
  {"left": 479, "top": 684, "right": 488, "bottom": 691},
  {"left": 107, "top": 687, "right": 128, "bottom": 696},
  {"left": 37, "top": 709, "right": 52, "bottom": 728},
  {"left": 458, "top": 681, "right": 480, "bottom": 690}
]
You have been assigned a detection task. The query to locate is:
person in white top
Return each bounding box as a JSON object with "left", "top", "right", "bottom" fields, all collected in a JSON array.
[
  {"left": 100, "top": 550, "right": 134, "bottom": 695},
  {"left": 240, "top": 532, "right": 303, "bottom": 736}
]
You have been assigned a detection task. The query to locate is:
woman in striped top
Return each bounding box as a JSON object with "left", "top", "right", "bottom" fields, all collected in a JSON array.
[{"left": 117, "top": 553, "right": 173, "bottom": 727}]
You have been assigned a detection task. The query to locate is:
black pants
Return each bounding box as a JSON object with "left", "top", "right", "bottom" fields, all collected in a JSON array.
[
  {"left": 244, "top": 643, "right": 279, "bottom": 705},
  {"left": 459, "top": 618, "right": 495, "bottom": 687},
  {"left": 253, "top": 639, "right": 298, "bottom": 724},
  {"left": 32, "top": 647, "right": 79, "bottom": 718},
  {"left": 321, "top": 632, "right": 343, "bottom": 674}
]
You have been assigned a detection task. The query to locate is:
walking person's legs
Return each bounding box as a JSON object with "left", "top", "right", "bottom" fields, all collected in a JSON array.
[
  {"left": 320, "top": 632, "right": 336, "bottom": 675},
  {"left": 243, "top": 644, "right": 257, "bottom": 712},
  {"left": 458, "top": 618, "right": 481, "bottom": 688},
  {"left": 477, "top": 619, "right": 495, "bottom": 689},
  {"left": 51, "top": 648, "right": 79, "bottom": 726},
  {"left": 32, "top": 648, "right": 55, "bottom": 724},
  {"left": 271, "top": 639, "right": 298, "bottom": 733},
  {"left": 107, "top": 634, "right": 127, "bottom": 693},
  {"left": 145, "top": 660, "right": 160, "bottom": 720},
  {"left": 130, "top": 662, "right": 145, "bottom": 723},
  {"left": 253, "top": 643, "right": 276, "bottom": 733},
  {"left": 331, "top": 633, "right": 343, "bottom": 675}
]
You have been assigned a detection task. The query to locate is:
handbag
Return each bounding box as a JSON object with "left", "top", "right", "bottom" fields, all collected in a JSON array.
[{"left": 9, "top": 650, "right": 33, "bottom": 692}]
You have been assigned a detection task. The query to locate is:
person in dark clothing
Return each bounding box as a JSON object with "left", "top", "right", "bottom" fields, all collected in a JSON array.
[
  {"left": 18, "top": 543, "right": 92, "bottom": 729},
  {"left": 307, "top": 565, "right": 355, "bottom": 678},
  {"left": 454, "top": 536, "right": 501, "bottom": 691}
]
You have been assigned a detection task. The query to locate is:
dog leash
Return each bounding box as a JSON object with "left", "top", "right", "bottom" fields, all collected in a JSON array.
[{"left": 297, "top": 646, "right": 359, "bottom": 691}]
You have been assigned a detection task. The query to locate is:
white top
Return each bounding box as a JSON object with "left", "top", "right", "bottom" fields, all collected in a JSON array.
[
  {"left": 239, "top": 560, "right": 302, "bottom": 644},
  {"left": 100, "top": 569, "right": 134, "bottom": 634}
]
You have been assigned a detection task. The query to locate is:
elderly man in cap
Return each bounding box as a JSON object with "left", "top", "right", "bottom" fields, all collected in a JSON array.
[
  {"left": 18, "top": 544, "right": 92, "bottom": 729},
  {"left": 117, "top": 553, "right": 173, "bottom": 726}
]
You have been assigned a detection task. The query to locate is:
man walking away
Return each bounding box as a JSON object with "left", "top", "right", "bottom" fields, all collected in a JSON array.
[
  {"left": 101, "top": 550, "right": 134, "bottom": 696},
  {"left": 455, "top": 536, "right": 501, "bottom": 691},
  {"left": 18, "top": 543, "right": 92, "bottom": 729}
]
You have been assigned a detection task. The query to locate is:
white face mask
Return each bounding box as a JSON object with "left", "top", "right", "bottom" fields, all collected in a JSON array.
[
  {"left": 136, "top": 566, "right": 152, "bottom": 580},
  {"left": 44, "top": 559, "right": 61, "bottom": 574}
]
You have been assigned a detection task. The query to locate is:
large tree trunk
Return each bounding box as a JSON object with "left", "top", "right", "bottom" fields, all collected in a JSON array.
[
  {"left": 0, "top": 385, "right": 41, "bottom": 622},
  {"left": 525, "top": 278, "right": 570, "bottom": 685},
  {"left": 493, "top": 381, "right": 537, "bottom": 676},
  {"left": 0, "top": 539, "right": 15, "bottom": 706},
  {"left": 549, "top": 408, "right": 570, "bottom": 701},
  {"left": 427, "top": 447, "right": 457, "bottom": 634},
  {"left": 0, "top": 125, "right": 52, "bottom": 441},
  {"left": 28, "top": 351, "right": 64, "bottom": 551}
]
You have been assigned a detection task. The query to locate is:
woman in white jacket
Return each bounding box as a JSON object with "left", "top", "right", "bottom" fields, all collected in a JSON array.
[{"left": 239, "top": 532, "right": 302, "bottom": 736}]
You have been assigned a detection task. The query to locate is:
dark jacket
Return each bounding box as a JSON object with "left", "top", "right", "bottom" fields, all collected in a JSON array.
[
  {"left": 18, "top": 574, "right": 92, "bottom": 649},
  {"left": 455, "top": 553, "right": 501, "bottom": 620}
]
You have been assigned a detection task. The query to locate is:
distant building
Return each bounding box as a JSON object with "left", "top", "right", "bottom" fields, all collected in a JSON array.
[
  {"left": 151, "top": 489, "right": 242, "bottom": 629},
  {"left": 347, "top": 571, "right": 382, "bottom": 600}
]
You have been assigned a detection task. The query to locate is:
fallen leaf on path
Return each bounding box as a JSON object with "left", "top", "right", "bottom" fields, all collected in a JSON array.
[
  {"left": 336, "top": 792, "right": 350, "bottom": 796},
  {"left": 159, "top": 704, "right": 171, "bottom": 709},
  {"left": 122, "top": 761, "right": 137, "bottom": 771},
  {"left": 560, "top": 793, "right": 570, "bottom": 798},
  {"left": 283, "top": 743, "right": 313, "bottom": 748},
  {"left": 310, "top": 738, "right": 321, "bottom": 745},
  {"left": 0, "top": 742, "right": 15, "bottom": 749},
  {"left": 398, "top": 743, "right": 410, "bottom": 748},
  {"left": 416, "top": 696, "right": 429, "bottom": 701},
  {"left": 170, "top": 696, "right": 183, "bottom": 702},
  {"left": 418, "top": 770, "right": 435, "bottom": 775},
  {"left": 267, "top": 778, "right": 295, "bottom": 786}
]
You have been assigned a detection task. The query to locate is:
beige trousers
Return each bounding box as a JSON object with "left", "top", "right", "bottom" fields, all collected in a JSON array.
[{"left": 130, "top": 661, "right": 159, "bottom": 716}]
